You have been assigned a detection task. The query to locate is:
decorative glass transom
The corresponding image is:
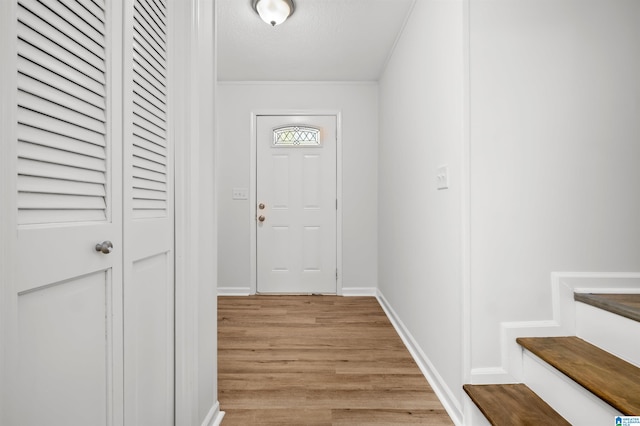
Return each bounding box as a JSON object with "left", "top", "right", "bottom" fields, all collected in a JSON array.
[{"left": 273, "top": 126, "right": 321, "bottom": 146}]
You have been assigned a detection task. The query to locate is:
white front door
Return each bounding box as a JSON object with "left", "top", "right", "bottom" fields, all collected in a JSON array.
[
  {"left": 256, "top": 115, "right": 337, "bottom": 294},
  {"left": 7, "top": 1, "right": 174, "bottom": 425}
]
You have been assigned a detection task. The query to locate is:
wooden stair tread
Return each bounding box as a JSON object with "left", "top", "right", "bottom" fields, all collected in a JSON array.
[
  {"left": 517, "top": 336, "right": 640, "bottom": 415},
  {"left": 463, "top": 384, "right": 569, "bottom": 425},
  {"left": 574, "top": 293, "right": 640, "bottom": 323}
]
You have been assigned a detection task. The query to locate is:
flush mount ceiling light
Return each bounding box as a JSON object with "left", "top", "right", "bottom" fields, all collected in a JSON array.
[{"left": 252, "top": 0, "right": 295, "bottom": 27}]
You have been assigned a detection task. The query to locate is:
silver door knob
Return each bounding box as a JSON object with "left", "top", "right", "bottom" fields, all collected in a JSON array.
[
  {"left": 95, "top": 241, "right": 113, "bottom": 254},
  {"left": 258, "top": 215, "right": 265, "bottom": 222}
]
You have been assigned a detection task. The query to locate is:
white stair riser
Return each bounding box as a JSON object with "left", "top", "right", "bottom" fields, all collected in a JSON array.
[
  {"left": 522, "top": 350, "right": 620, "bottom": 426},
  {"left": 463, "top": 394, "right": 492, "bottom": 426},
  {"left": 576, "top": 302, "right": 640, "bottom": 367}
]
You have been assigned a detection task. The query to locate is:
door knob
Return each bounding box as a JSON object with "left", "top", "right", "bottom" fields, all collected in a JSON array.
[
  {"left": 258, "top": 215, "right": 265, "bottom": 222},
  {"left": 95, "top": 241, "right": 113, "bottom": 254},
  {"left": 258, "top": 203, "right": 265, "bottom": 210}
]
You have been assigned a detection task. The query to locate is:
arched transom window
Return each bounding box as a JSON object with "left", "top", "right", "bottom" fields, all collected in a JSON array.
[{"left": 273, "top": 126, "right": 321, "bottom": 147}]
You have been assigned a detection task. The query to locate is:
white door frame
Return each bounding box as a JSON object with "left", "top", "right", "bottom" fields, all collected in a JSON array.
[
  {"left": 250, "top": 110, "right": 343, "bottom": 296},
  {"left": 172, "top": 0, "right": 223, "bottom": 425}
]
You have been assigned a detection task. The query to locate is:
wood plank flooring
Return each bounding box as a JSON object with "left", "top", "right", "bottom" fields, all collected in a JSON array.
[{"left": 218, "top": 295, "right": 453, "bottom": 425}]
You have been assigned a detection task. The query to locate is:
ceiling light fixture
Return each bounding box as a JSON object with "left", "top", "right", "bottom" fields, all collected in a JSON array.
[{"left": 252, "top": 0, "right": 295, "bottom": 27}]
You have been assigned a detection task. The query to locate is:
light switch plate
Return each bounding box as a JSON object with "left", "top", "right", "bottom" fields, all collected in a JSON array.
[
  {"left": 232, "top": 188, "right": 248, "bottom": 200},
  {"left": 436, "top": 165, "right": 449, "bottom": 190}
]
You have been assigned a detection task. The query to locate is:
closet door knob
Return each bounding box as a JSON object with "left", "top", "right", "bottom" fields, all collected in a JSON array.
[
  {"left": 258, "top": 215, "right": 265, "bottom": 222},
  {"left": 95, "top": 241, "right": 113, "bottom": 254}
]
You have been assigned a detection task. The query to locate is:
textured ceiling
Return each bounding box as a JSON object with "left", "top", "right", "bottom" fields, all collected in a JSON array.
[{"left": 216, "top": 0, "right": 415, "bottom": 81}]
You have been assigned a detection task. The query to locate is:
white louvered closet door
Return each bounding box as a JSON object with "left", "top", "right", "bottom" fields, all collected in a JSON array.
[
  {"left": 12, "top": 0, "right": 174, "bottom": 425},
  {"left": 15, "top": 0, "right": 125, "bottom": 425},
  {"left": 123, "top": 0, "right": 174, "bottom": 425}
]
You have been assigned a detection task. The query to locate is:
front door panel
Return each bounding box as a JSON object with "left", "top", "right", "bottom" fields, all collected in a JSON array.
[{"left": 256, "top": 115, "right": 337, "bottom": 294}]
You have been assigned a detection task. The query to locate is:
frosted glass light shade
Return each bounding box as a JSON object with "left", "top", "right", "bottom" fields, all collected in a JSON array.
[{"left": 252, "top": 0, "right": 294, "bottom": 26}]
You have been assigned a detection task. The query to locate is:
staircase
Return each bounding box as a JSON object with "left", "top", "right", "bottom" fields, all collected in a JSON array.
[{"left": 465, "top": 293, "right": 640, "bottom": 425}]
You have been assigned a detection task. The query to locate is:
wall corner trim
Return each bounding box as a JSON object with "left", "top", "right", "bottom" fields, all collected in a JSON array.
[{"left": 376, "top": 289, "right": 463, "bottom": 426}]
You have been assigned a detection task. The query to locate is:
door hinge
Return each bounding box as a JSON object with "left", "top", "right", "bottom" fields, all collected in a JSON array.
[{"left": 336, "top": 269, "right": 338, "bottom": 280}]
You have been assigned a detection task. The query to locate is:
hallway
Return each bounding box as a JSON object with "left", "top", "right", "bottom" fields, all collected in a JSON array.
[{"left": 218, "top": 295, "right": 453, "bottom": 425}]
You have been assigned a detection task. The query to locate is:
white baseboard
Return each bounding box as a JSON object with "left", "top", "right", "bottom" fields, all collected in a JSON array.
[
  {"left": 217, "top": 287, "right": 251, "bottom": 296},
  {"left": 217, "top": 287, "right": 381, "bottom": 297},
  {"left": 201, "top": 402, "right": 225, "bottom": 426},
  {"left": 341, "top": 287, "right": 377, "bottom": 296},
  {"left": 470, "top": 271, "right": 640, "bottom": 384},
  {"left": 376, "top": 289, "right": 463, "bottom": 426}
]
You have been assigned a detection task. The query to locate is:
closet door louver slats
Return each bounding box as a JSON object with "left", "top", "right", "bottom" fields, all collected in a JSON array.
[
  {"left": 18, "top": 40, "right": 105, "bottom": 96},
  {"left": 57, "top": 0, "right": 105, "bottom": 33},
  {"left": 134, "top": 90, "right": 166, "bottom": 121},
  {"left": 38, "top": 0, "right": 105, "bottom": 43},
  {"left": 18, "top": 108, "right": 105, "bottom": 146},
  {"left": 133, "top": 26, "right": 166, "bottom": 76},
  {"left": 133, "top": 154, "right": 166, "bottom": 175},
  {"left": 19, "top": 123, "right": 106, "bottom": 158},
  {"left": 17, "top": 0, "right": 107, "bottom": 225},
  {"left": 134, "top": 102, "right": 166, "bottom": 134},
  {"left": 18, "top": 22, "right": 105, "bottom": 85},
  {"left": 132, "top": 0, "right": 168, "bottom": 219},
  {"left": 18, "top": 90, "right": 106, "bottom": 134},
  {"left": 18, "top": 158, "right": 106, "bottom": 184},
  {"left": 133, "top": 50, "right": 166, "bottom": 91},
  {"left": 18, "top": 56, "right": 105, "bottom": 109},
  {"left": 133, "top": 145, "right": 164, "bottom": 165},
  {"left": 132, "top": 134, "right": 166, "bottom": 158},
  {"left": 135, "top": 168, "right": 166, "bottom": 185},
  {"left": 134, "top": 2, "right": 166, "bottom": 44},
  {"left": 74, "top": 0, "right": 104, "bottom": 25},
  {"left": 17, "top": 5, "right": 105, "bottom": 72},
  {"left": 18, "top": 141, "right": 106, "bottom": 172},
  {"left": 133, "top": 65, "right": 165, "bottom": 103},
  {"left": 143, "top": 0, "right": 166, "bottom": 26}
]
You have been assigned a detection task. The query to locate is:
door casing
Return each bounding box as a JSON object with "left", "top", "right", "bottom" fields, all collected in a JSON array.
[{"left": 250, "top": 110, "right": 343, "bottom": 295}]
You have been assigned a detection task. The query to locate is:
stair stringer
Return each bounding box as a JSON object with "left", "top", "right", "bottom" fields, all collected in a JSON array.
[{"left": 470, "top": 272, "right": 640, "bottom": 385}]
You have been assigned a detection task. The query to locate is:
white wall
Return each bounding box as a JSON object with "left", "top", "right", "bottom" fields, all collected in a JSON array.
[
  {"left": 469, "top": 0, "right": 640, "bottom": 371},
  {"left": 378, "top": 0, "right": 465, "bottom": 419},
  {"left": 217, "top": 83, "right": 378, "bottom": 293},
  {"left": 379, "top": 0, "right": 640, "bottom": 419}
]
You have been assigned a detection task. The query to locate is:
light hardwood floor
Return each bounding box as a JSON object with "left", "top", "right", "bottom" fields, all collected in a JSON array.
[{"left": 218, "top": 295, "right": 454, "bottom": 425}]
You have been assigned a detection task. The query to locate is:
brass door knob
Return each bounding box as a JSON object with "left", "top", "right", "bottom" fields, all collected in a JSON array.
[
  {"left": 258, "top": 215, "right": 265, "bottom": 222},
  {"left": 258, "top": 203, "right": 265, "bottom": 210}
]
